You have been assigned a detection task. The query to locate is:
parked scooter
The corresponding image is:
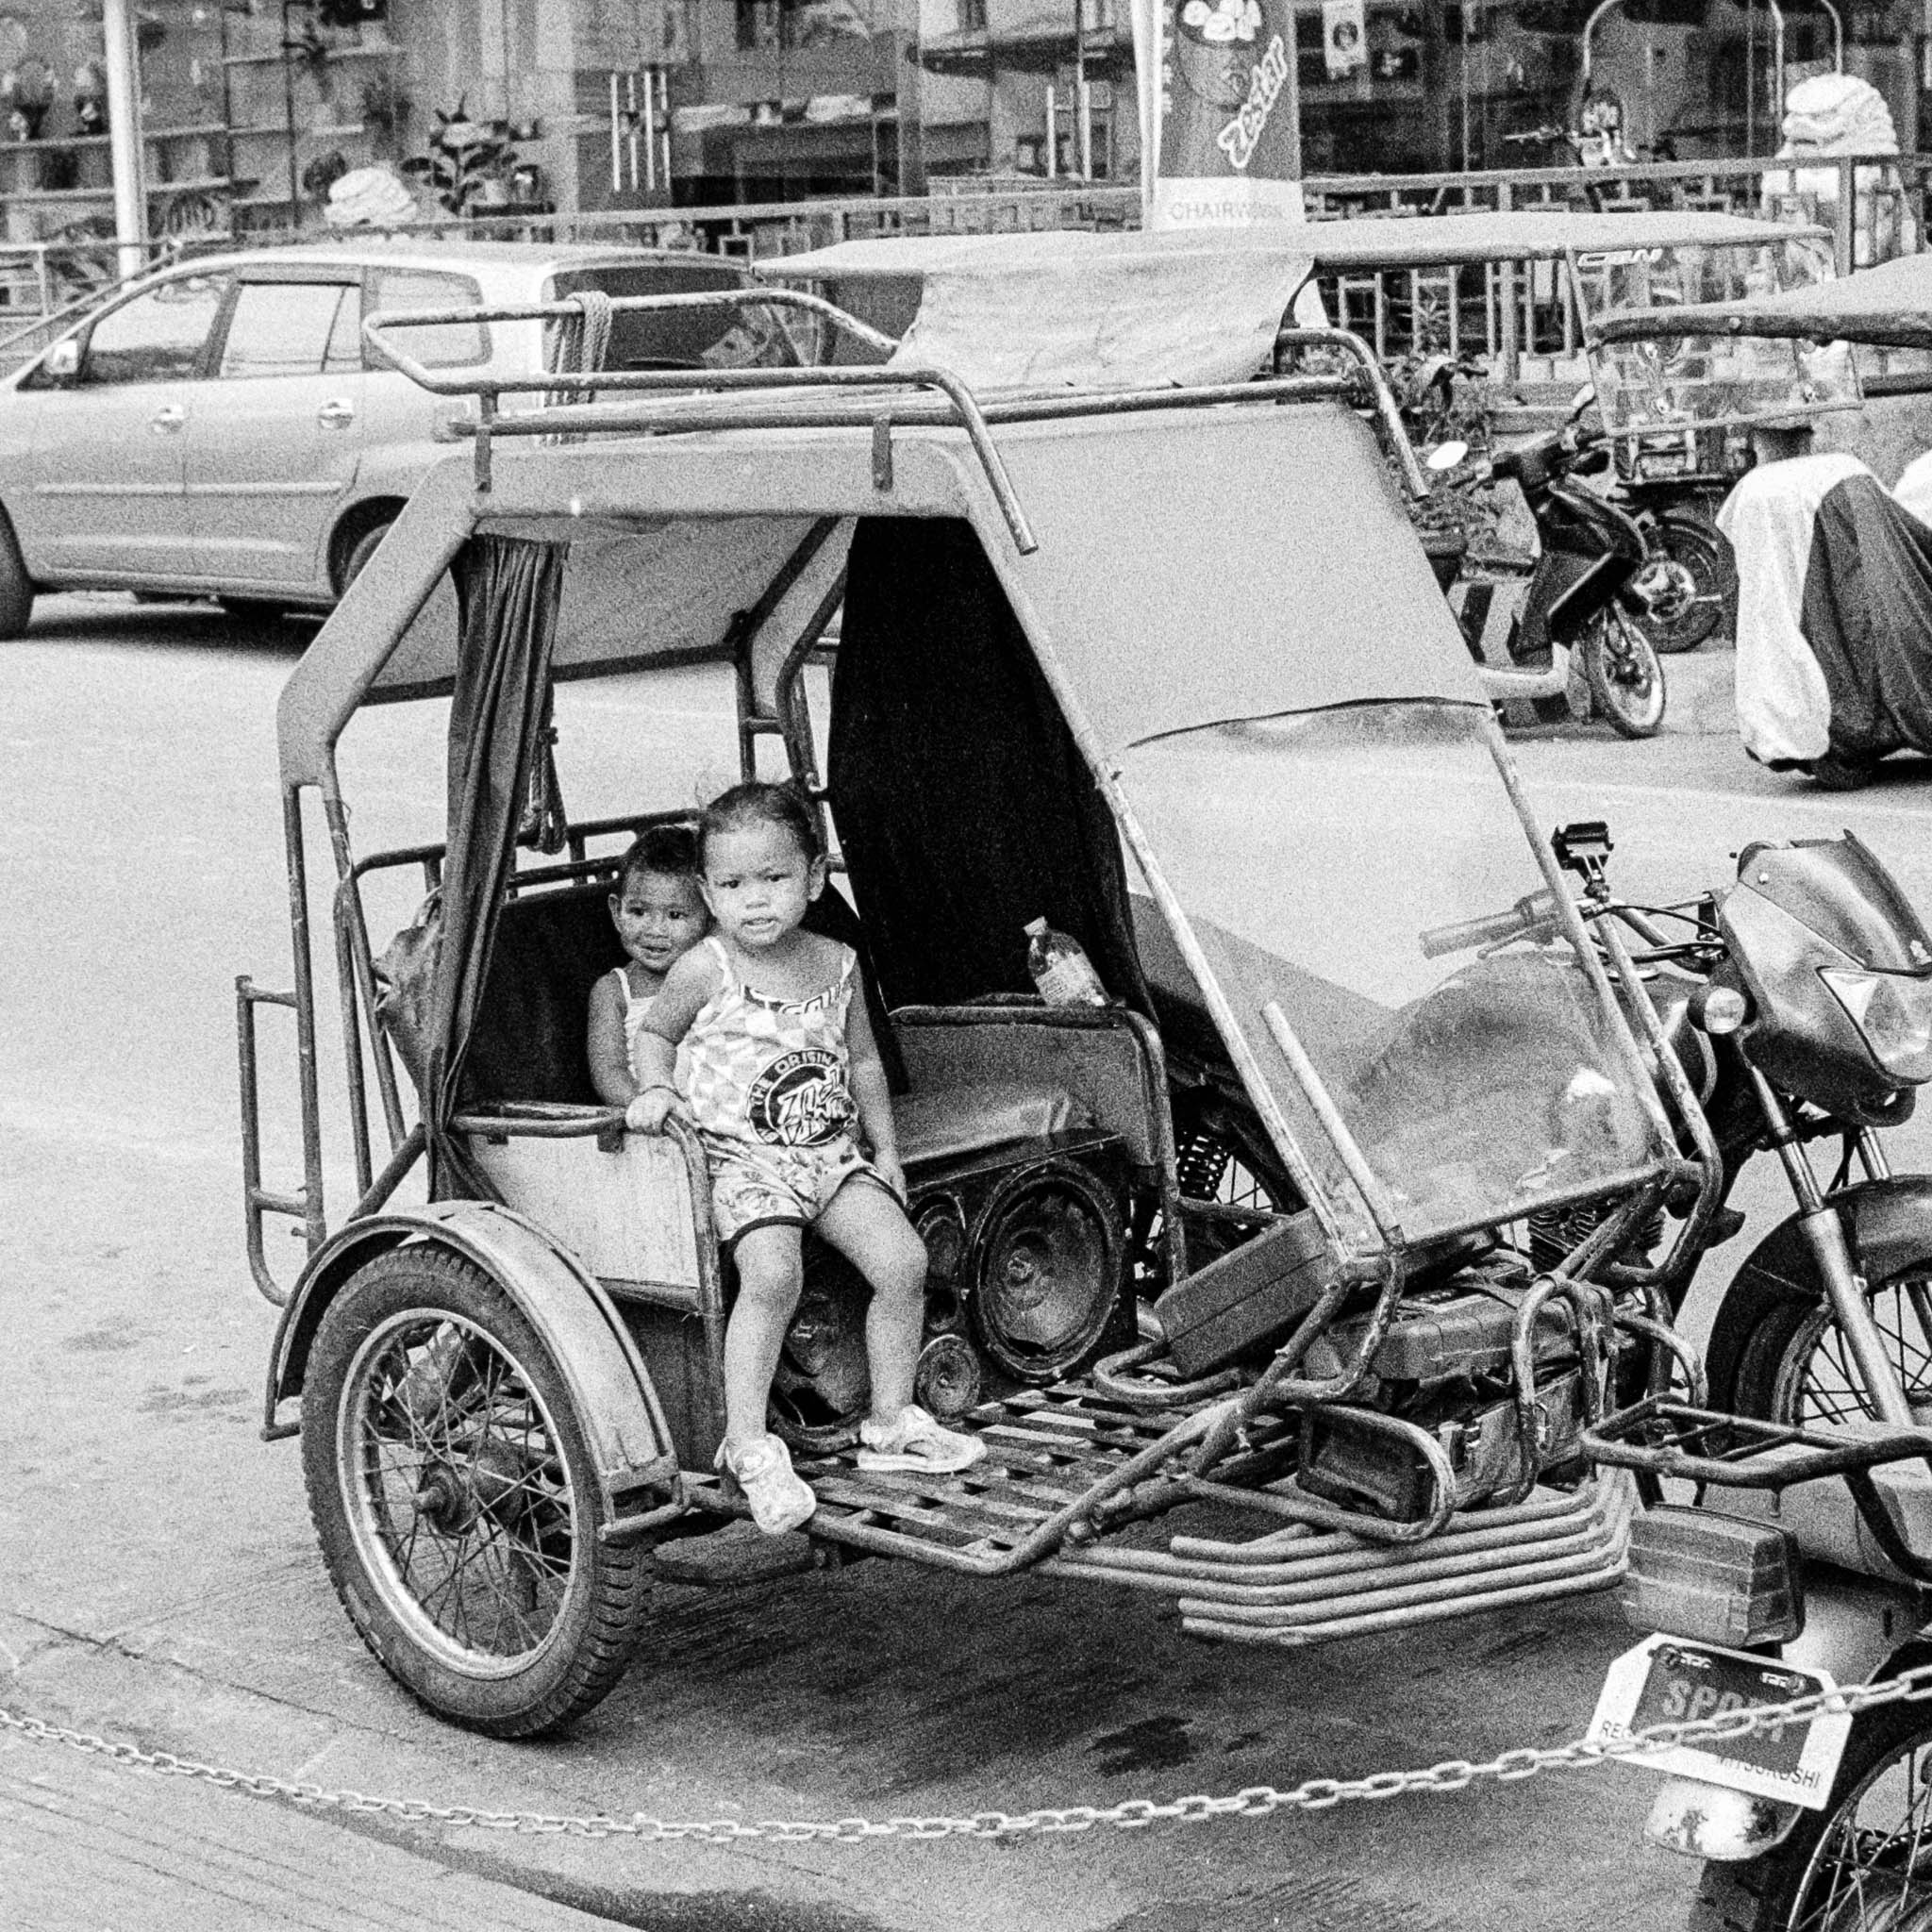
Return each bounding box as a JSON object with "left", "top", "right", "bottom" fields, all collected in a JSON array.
[
  {"left": 1401, "top": 355, "right": 1736, "bottom": 657},
  {"left": 1427, "top": 423, "right": 1668, "bottom": 738}
]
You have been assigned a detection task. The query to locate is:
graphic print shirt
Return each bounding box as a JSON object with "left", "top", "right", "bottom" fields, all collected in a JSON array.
[{"left": 682, "top": 935, "right": 859, "bottom": 1148}]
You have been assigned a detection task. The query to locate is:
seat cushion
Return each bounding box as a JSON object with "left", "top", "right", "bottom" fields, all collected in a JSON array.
[{"left": 895, "top": 1078, "right": 1082, "bottom": 1169}]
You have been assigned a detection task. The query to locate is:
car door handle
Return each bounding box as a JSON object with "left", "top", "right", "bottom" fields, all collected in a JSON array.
[
  {"left": 149, "top": 404, "right": 185, "bottom": 433},
  {"left": 317, "top": 399, "right": 356, "bottom": 429}
]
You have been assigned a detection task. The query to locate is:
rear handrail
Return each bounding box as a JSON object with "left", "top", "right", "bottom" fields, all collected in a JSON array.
[{"left": 236, "top": 975, "right": 316, "bottom": 1307}]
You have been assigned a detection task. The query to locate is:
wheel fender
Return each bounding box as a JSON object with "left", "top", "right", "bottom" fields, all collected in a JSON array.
[
  {"left": 1869, "top": 1622, "right": 1932, "bottom": 1693},
  {"left": 265, "top": 1200, "right": 676, "bottom": 1506},
  {"left": 1705, "top": 1176, "right": 1932, "bottom": 1407}
]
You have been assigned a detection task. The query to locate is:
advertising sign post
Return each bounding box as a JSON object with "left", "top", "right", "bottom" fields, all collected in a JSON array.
[{"left": 1131, "top": 0, "right": 1305, "bottom": 229}]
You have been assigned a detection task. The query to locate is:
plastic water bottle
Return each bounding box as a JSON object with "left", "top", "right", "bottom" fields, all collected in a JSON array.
[{"left": 1025, "top": 917, "right": 1109, "bottom": 1008}]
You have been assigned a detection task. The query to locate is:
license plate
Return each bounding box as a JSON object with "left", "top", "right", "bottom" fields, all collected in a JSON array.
[{"left": 1588, "top": 1634, "right": 1852, "bottom": 1809}]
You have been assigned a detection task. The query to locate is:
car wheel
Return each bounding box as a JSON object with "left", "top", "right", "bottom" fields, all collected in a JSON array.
[
  {"left": 339, "top": 518, "right": 394, "bottom": 594},
  {"left": 0, "top": 510, "right": 34, "bottom": 640}
]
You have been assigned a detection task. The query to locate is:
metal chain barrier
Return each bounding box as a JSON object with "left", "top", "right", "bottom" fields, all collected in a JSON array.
[{"left": 7, "top": 1667, "right": 1932, "bottom": 1843}]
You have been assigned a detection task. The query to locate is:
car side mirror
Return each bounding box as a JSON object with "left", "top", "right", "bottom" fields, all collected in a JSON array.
[{"left": 41, "top": 339, "right": 80, "bottom": 384}]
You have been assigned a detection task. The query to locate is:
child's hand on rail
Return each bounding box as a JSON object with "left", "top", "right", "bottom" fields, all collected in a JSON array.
[{"left": 625, "top": 1085, "right": 687, "bottom": 1134}]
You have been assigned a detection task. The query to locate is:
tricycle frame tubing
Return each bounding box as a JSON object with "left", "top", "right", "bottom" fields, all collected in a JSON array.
[{"left": 239, "top": 787, "right": 329, "bottom": 1306}]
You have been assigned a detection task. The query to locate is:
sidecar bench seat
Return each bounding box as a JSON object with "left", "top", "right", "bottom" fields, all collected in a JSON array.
[{"left": 441, "top": 879, "right": 1155, "bottom": 1308}]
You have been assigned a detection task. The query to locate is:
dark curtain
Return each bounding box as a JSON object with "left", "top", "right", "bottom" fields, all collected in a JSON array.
[
  {"left": 426, "top": 534, "right": 569, "bottom": 1197},
  {"left": 1803, "top": 475, "right": 1932, "bottom": 765},
  {"left": 827, "top": 517, "right": 1151, "bottom": 1017}
]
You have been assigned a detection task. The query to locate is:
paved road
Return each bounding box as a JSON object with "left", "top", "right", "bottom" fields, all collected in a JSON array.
[{"left": 6, "top": 593, "right": 1932, "bottom": 1932}]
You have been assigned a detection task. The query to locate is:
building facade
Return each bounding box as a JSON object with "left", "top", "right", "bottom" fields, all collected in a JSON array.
[{"left": 0, "top": 0, "right": 1920, "bottom": 258}]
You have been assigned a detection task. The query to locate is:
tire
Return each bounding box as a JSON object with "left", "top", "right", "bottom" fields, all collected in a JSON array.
[
  {"left": 338, "top": 516, "right": 395, "bottom": 595},
  {"left": 1714, "top": 1255, "right": 1932, "bottom": 1435},
  {"left": 0, "top": 508, "right": 34, "bottom": 640},
  {"left": 1632, "top": 514, "right": 1736, "bottom": 656},
  {"left": 1584, "top": 604, "right": 1668, "bottom": 739},
  {"left": 302, "top": 1246, "right": 653, "bottom": 1738},
  {"left": 1692, "top": 1696, "right": 1932, "bottom": 1931}
]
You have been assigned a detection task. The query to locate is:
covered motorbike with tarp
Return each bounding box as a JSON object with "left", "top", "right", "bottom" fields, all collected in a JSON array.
[
  {"left": 239, "top": 237, "right": 1719, "bottom": 1742},
  {"left": 1597, "top": 252, "right": 1932, "bottom": 786}
]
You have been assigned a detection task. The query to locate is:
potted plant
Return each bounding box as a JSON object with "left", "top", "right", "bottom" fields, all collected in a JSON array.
[{"left": 400, "top": 98, "right": 517, "bottom": 217}]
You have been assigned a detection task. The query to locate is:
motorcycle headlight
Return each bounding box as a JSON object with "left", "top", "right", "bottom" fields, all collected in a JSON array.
[{"left": 1821, "top": 966, "right": 1932, "bottom": 1084}]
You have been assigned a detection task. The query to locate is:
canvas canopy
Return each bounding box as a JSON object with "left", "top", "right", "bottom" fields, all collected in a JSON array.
[
  {"left": 765, "top": 227, "right": 1317, "bottom": 391},
  {"left": 771, "top": 211, "right": 1816, "bottom": 284},
  {"left": 1594, "top": 248, "right": 1932, "bottom": 350}
]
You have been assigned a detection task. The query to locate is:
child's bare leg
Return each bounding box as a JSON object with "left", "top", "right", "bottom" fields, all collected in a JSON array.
[
  {"left": 816, "top": 1179, "right": 926, "bottom": 1424},
  {"left": 723, "top": 1224, "right": 805, "bottom": 1449}
]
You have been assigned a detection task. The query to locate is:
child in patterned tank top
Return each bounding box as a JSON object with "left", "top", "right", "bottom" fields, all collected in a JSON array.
[{"left": 631, "top": 782, "right": 983, "bottom": 1535}]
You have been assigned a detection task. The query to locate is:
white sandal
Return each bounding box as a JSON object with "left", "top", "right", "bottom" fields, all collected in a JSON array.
[
  {"left": 856, "top": 1405, "right": 986, "bottom": 1474},
  {"left": 718, "top": 1433, "right": 817, "bottom": 1535}
]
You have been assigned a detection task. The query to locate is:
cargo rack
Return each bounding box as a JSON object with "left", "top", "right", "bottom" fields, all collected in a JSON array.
[
  {"left": 1584, "top": 1395, "right": 1932, "bottom": 1584},
  {"left": 359, "top": 289, "right": 1427, "bottom": 556}
]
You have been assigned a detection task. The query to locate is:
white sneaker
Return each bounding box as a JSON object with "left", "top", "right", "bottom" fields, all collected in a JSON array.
[
  {"left": 857, "top": 1405, "right": 986, "bottom": 1475},
  {"left": 718, "top": 1434, "right": 817, "bottom": 1536}
]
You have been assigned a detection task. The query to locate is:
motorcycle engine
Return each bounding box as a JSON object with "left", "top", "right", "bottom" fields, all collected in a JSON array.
[{"left": 1298, "top": 1265, "right": 1585, "bottom": 1521}]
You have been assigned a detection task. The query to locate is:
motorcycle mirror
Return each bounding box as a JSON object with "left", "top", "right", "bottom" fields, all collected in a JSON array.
[{"left": 1427, "top": 441, "right": 1470, "bottom": 473}]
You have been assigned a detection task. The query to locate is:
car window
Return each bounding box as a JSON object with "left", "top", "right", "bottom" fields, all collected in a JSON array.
[
  {"left": 325, "top": 283, "right": 362, "bottom": 373},
  {"left": 219, "top": 281, "right": 358, "bottom": 378},
  {"left": 547, "top": 265, "right": 804, "bottom": 372},
  {"left": 82, "top": 275, "right": 226, "bottom": 385},
  {"left": 364, "top": 269, "right": 488, "bottom": 369}
]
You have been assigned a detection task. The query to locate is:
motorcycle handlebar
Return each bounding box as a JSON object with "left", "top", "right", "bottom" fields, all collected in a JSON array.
[{"left": 1420, "top": 891, "right": 1559, "bottom": 959}]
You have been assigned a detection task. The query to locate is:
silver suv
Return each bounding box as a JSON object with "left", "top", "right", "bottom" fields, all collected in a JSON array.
[{"left": 0, "top": 240, "right": 790, "bottom": 636}]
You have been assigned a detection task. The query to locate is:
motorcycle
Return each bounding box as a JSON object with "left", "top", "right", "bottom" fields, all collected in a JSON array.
[
  {"left": 1427, "top": 422, "right": 1669, "bottom": 739},
  {"left": 1399, "top": 352, "right": 1733, "bottom": 659},
  {"left": 1541, "top": 819, "right": 1932, "bottom": 1931}
]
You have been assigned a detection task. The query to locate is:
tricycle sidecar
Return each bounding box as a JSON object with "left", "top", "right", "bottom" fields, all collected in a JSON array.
[{"left": 242, "top": 247, "right": 1719, "bottom": 1736}]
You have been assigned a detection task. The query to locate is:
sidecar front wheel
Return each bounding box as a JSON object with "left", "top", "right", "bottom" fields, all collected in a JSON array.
[{"left": 302, "top": 1246, "right": 653, "bottom": 1737}]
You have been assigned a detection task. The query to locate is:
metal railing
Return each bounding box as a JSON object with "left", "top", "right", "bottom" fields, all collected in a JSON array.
[{"left": 10, "top": 148, "right": 1926, "bottom": 385}]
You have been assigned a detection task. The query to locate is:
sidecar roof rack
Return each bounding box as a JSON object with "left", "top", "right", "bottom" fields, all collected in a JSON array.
[{"left": 360, "top": 288, "right": 1418, "bottom": 558}]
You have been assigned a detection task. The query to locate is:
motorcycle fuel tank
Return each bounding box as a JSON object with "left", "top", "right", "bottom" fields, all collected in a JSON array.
[{"left": 1722, "top": 833, "right": 1932, "bottom": 1120}]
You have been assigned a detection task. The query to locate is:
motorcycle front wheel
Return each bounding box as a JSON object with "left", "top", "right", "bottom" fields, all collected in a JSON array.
[
  {"left": 1712, "top": 1261, "right": 1932, "bottom": 1430},
  {"left": 1632, "top": 512, "right": 1737, "bottom": 655},
  {"left": 1584, "top": 605, "right": 1668, "bottom": 739},
  {"left": 1694, "top": 1697, "right": 1932, "bottom": 1931}
]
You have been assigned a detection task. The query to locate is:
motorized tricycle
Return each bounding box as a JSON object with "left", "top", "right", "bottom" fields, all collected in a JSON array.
[{"left": 241, "top": 238, "right": 1728, "bottom": 1743}]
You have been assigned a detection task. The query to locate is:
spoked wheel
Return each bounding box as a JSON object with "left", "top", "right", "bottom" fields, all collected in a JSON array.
[
  {"left": 1719, "top": 1264, "right": 1932, "bottom": 1433},
  {"left": 1696, "top": 1699, "right": 1932, "bottom": 1931},
  {"left": 1583, "top": 604, "right": 1668, "bottom": 739},
  {"left": 1630, "top": 512, "right": 1736, "bottom": 655},
  {"left": 302, "top": 1247, "right": 652, "bottom": 1737}
]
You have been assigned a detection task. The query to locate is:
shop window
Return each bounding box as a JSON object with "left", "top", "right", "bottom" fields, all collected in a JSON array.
[{"left": 958, "top": 0, "right": 988, "bottom": 26}]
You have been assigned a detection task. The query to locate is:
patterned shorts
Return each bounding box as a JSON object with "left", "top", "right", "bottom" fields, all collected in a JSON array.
[{"left": 704, "top": 1132, "right": 885, "bottom": 1245}]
